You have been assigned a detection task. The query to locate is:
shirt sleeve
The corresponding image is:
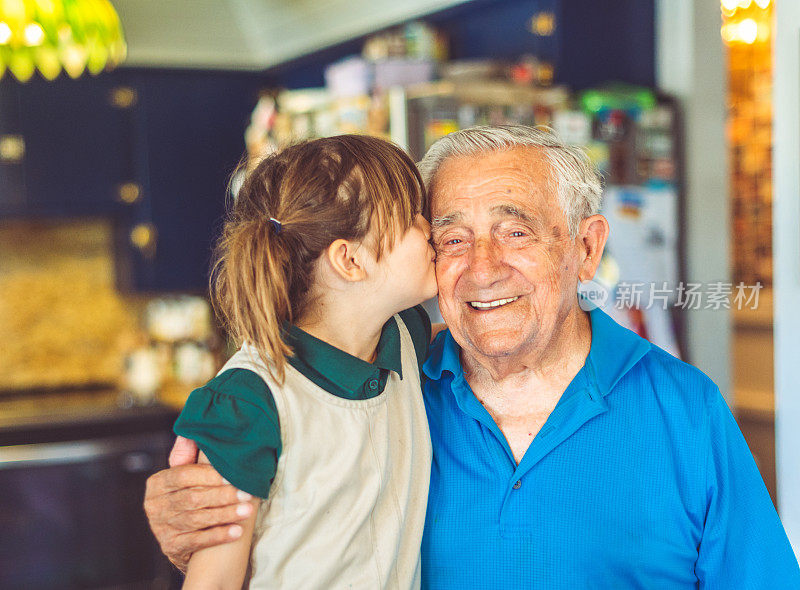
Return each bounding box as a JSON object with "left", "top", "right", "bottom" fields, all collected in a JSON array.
[
  {"left": 398, "top": 304, "right": 432, "bottom": 376},
  {"left": 694, "top": 385, "right": 800, "bottom": 588},
  {"left": 173, "top": 368, "right": 281, "bottom": 499}
]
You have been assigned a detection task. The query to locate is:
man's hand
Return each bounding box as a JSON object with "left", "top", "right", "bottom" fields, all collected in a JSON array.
[{"left": 144, "top": 437, "right": 254, "bottom": 572}]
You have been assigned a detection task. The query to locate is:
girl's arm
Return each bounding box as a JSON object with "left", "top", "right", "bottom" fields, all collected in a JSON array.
[{"left": 182, "top": 452, "right": 261, "bottom": 590}]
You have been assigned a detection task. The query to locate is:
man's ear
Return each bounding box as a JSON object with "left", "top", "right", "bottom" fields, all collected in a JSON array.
[
  {"left": 577, "top": 214, "right": 610, "bottom": 283},
  {"left": 325, "top": 239, "right": 368, "bottom": 282}
]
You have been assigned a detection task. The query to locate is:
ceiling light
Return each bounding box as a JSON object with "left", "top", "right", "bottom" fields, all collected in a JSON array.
[{"left": 0, "top": 0, "right": 126, "bottom": 82}]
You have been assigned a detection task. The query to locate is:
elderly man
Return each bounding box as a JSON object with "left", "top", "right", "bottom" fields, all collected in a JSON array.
[{"left": 144, "top": 126, "right": 800, "bottom": 588}]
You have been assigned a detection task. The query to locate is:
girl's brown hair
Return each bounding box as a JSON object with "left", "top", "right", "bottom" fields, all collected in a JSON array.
[{"left": 210, "top": 134, "right": 426, "bottom": 382}]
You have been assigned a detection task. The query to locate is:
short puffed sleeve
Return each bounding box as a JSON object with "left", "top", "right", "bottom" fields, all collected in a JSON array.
[{"left": 173, "top": 368, "right": 281, "bottom": 498}]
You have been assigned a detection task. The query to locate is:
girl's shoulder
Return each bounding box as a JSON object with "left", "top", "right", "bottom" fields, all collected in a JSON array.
[
  {"left": 198, "top": 366, "right": 274, "bottom": 404},
  {"left": 174, "top": 367, "right": 281, "bottom": 499},
  {"left": 178, "top": 367, "right": 280, "bottom": 428}
]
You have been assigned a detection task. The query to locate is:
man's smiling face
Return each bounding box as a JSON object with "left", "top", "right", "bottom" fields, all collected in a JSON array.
[{"left": 430, "top": 147, "right": 583, "bottom": 363}]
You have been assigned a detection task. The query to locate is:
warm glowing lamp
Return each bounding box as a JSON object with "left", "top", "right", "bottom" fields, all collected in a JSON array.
[
  {"left": 738, "top": 18, "right": 758, "bottom": 44},
  {"left": 0, "top": 0, "right": 126, "bottom": 82}
]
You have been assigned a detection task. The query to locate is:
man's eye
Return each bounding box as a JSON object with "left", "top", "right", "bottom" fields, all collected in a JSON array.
[
  {"left": 509, "top": 231, "right": 526, "bottom": 237},
  {"left": 445, "top": 238, "right": 462, "bottom": 245}
]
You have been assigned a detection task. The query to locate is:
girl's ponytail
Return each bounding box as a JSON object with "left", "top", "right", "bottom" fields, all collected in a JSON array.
[{"left": 211, "top": 217, "right": 293, "bottom": 382}]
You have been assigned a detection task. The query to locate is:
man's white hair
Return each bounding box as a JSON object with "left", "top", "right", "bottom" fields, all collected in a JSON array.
[{"left": 417, "top": 125, "right": 602, "bottom": 237}]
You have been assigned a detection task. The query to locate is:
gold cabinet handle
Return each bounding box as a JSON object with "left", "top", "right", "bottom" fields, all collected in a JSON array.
[
  {"left": 110, "top": 86, "right": 138, "bottom": 109},
  {"left": 117, "top": 182, "right": 142, "bottom": 204},
  {"left": 0, "top": 135, "right": 25, "bottom": 163},
  {"left": 130, "top": 223, "right": 157, "bottom": 259},
  {"left": 530, "top": 12, "right": 556, "bottom": 36}
]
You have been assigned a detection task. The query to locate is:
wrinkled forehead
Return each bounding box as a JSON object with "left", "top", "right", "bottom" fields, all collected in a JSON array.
[{"left": 428, "top": 147, "right": 558, "bottom": 215}]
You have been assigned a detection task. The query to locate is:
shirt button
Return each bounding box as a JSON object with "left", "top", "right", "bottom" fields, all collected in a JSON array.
[
  {"left": 368, "top": 379, "right": 379, "bottom": 390},
  {"left": 512, "top": 480, "right": 522, "bottom": 490}
]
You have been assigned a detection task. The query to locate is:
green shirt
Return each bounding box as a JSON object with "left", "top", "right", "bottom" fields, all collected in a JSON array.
[{"left": 173, "top": 306, "right": 431, "bottom": 497}]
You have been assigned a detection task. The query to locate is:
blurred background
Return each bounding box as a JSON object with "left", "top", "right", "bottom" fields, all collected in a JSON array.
[{"left": 0, "top": 0, "right": 798, "bottom": 587}]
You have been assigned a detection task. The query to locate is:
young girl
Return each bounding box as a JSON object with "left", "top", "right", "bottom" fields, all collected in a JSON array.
[{"left": 173, "top": 135, "right": 439, "bottom": 589}]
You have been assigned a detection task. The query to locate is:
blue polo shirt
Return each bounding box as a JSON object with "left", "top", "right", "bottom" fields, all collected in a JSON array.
[{"left": 421, "top": 308, "right": 800, "bottom": 589}]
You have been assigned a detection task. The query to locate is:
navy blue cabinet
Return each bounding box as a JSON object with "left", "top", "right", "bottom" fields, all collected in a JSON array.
[
  {"left": 0, "top": 76, "right": 137, "bottom": 218},
  {"left": 115, "top": 70, "right": 264, "bottom": 293},
  {"left": 19, "top": 77, "right": 137, "bottom": 217}
]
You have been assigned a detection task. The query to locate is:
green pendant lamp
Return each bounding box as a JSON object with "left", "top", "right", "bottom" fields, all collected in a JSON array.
[{"left": 0, "top": 0, "right": 126, "bottom": 81}]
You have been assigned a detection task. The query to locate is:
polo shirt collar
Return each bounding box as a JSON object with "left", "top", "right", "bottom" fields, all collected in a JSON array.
[
  {"left": 423, "top": 308, "right": 651, "bottom": 398},
  {"left": 284, "top": 316, "right": 403, "bottom": 394},
  {"left": 422, "top": 322, "right": 460, "bottom": 381},
  {"left": 584, "top": 307, "right": 651, "bottom": 397}
]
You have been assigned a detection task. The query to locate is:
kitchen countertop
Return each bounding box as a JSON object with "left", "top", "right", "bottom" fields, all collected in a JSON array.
[{"left": 0, "top": 387, "right": 178, "bottom": 446}]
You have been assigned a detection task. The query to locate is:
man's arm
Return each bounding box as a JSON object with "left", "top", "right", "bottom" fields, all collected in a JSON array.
[
  {"left": 144, "top": 436, "right": 254, "bottom": 572},
  {"left": 694, "top": 388, "right": 800, "bottom": 587}
]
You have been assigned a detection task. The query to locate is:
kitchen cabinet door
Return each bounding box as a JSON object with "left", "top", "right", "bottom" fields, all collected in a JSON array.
[
  {"left": 14, "top": 75, "right": 137, "bottom": 218},
  {"left": 117, "top": 70, "right": 263, "bottom": 293}
]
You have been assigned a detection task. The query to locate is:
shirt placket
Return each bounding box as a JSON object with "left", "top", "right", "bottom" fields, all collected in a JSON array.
[{"left": 451, "top": 369, "right": 609, "bottom": 538}]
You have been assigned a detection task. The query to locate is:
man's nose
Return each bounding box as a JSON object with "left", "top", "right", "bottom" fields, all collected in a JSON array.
[{"left": 466, "top": 239, "right": 508, "bottom": 285}]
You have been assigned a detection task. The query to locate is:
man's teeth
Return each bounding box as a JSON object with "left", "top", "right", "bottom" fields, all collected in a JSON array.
[{"left": 469, "top": 297, "right": 519, "bottom": 309}]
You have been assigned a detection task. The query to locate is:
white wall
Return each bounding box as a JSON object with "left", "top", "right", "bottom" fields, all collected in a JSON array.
[
  {"left": 773, "top": 0, "right": 800, "bottom": 557},
  {"left": 655, "top": 0, "right": 731, "bottom": 399}
]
